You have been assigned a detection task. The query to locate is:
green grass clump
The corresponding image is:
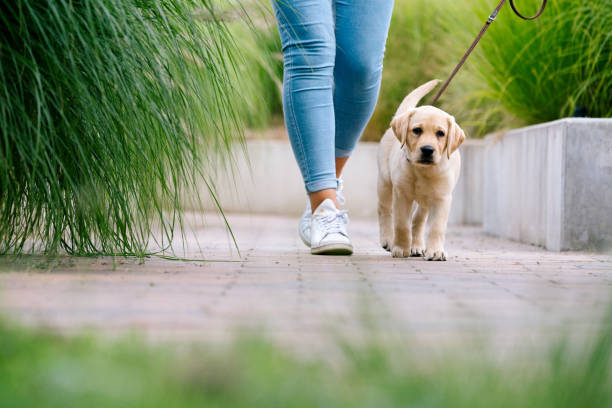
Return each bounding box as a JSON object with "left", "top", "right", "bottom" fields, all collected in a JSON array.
[
  {"left": 228, "top": 6, "right": 283, "bottom": 129},
  {"left": 0, "top": 317, "right": 610, "bottom": 407},
  {"left": 454, "top": 0, "right": 612, "bottom": 125},
  {"left": 0, "top": 0, "right": 245, "bottom": 256},
  {"left": 364, "top": 0, "right": 611, "bottom": 140}
]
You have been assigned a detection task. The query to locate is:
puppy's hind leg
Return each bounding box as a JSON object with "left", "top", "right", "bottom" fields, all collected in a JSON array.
[
  {"left": 377, "top": 177, "right": 393, "bottom": 252},
  {"left": 410, "top": 204, "right": 428, "bottom": 257}
]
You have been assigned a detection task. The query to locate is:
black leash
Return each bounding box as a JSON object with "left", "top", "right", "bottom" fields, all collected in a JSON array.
[{"left": 431, "top": 0, "right": 548, "bottom": 105}]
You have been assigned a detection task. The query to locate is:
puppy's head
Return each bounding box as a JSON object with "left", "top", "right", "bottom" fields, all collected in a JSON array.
[{"left": 391, "top": 106, "right": 465, "bottom": 166}]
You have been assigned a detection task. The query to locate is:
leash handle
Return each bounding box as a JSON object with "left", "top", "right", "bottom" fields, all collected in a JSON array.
[
  {"left": 431, "top": 0, "right": 547, "bottom": 105},
  {"left": 510, "top": 0, "right": 548, "bottom": 20}
]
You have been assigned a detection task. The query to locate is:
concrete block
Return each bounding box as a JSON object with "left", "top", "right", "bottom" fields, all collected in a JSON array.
[
  {"left": 448, "top": 139, "right": 486, "bottom": 225},
  {"left": 483, "top": 118, "right": 612, "bottom": 251}
]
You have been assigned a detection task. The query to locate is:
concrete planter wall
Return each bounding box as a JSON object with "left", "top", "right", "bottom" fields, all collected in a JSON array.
[
  {"left": 201, "top": 138, "right": 485, "bottom": 224},
  {"left": 449, "top": 139, "right": 485, "bottom": 225},
  {"left": 201, "top": 118, "right": 611, "bottom": 252},
  {"left": 483, "top": 118, "right": 612, "bottom": 252}
]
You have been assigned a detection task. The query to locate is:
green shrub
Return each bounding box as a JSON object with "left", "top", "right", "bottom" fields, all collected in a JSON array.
[
  {"left": 0, "top": 0, "right": 246, "bottom": 255},
  {"left": 451, "top": 0, "right": 612, "bottom": 127},
  {"left": 231, "top": 16, "right": 284, "bottom": 129},
  {"left": 364, "top": 0, "right": 611, "bottom": 140}
]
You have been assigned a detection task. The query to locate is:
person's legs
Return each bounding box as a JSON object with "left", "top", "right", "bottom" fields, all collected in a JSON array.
[
  {"left": 271, "top": 0, "right": 338, "bottom": 212},
  {"left": 335, "top": 156, "right": 348, "bottom": 178},
  {"left": 333, "top": 0, "right": 394, "bottom": 162}
]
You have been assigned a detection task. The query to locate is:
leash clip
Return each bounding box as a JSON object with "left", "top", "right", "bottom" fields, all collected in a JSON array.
[{"left": 487, "top": 9, "right": 499, "bottom": 24}]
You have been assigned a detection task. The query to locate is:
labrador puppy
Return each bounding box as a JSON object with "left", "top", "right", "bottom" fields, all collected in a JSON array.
[{"left": 377, "top": 80, "right": 465, "bottom": 261}]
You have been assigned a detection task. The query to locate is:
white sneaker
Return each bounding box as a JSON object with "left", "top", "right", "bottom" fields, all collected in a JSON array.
[
  {"left": 298, "top": 202, "right": 312, "bottom": 247},
  {"left": 298, "top": 178, "right": 346, "bottom": 248},
  {"left": 310, "top": 198, "right": 353, "bottom": 255}
]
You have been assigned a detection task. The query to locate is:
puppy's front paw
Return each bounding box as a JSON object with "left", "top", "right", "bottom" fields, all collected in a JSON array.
[
  {"left": 380, "top": 238, "right": 392, "bottom": 252},
  {"left": 410, "top": 247, "right": 424, "bottom": 257},
  {"left": 424, "top": 248, "right": 447, "bottom": 261},
  {"left": 391, "top": 246, "right": 410, "bottom": 258}
]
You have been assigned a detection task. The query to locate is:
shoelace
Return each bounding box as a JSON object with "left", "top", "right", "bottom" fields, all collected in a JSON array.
[{"left": 319, "top": 210, "right": 349, "bottom": 235}]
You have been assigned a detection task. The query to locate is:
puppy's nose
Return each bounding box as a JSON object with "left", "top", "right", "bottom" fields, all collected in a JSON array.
[{"left": 420, "top": 145, "right": 435, "bottom": 156}]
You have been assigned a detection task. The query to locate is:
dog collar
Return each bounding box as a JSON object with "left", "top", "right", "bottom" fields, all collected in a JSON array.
[{"left": 402, "top": 146, "right": 411, "bottom": 162}]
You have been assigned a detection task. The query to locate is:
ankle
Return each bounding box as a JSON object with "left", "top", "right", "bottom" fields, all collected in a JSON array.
[{"left": 309, "top": 189, "right": 338, "bottom": 213}]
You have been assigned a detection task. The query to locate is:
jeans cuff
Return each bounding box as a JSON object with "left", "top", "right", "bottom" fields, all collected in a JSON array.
[
  {"left": 305, "top": 178, "right": 338, "bottom": 194},
  {"left": 335, "top": 146, "right": 354, "bottom": 158}
]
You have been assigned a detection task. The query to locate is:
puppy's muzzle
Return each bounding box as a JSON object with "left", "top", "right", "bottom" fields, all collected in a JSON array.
[{"left": 419, "top": 145, "right": 435, "bottom": 163}]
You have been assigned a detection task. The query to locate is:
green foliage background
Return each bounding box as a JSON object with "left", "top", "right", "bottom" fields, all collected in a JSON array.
[
  {"left": 363, "top": 0, "right": 612, "bottom": 140},
  {"left": 242, "top": 0, "right": 612, "bottom": 140}
]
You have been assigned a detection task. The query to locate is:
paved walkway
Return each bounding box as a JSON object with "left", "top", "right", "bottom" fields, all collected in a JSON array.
[{"left": 1, "top": 213, "right": 611, "bottom": 352}]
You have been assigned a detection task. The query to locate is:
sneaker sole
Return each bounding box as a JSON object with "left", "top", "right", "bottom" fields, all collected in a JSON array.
[{"left": 311, "top": 243, "right": 353, "bottom": 255}]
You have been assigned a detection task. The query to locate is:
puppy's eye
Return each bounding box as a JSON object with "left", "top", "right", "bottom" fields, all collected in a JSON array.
[
  {"left": 436, "top": 130, "right": 445, "bottom": 138},
  {"left": 412, "top": 127, "right": 423, "bottom": 136}
]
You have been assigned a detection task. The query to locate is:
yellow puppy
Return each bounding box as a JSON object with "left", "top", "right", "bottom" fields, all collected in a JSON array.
[{"left": 377, "top": 80, "right": 465, "bottom": 261}]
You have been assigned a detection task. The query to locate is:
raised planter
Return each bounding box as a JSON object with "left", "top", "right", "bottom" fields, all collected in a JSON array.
[
  {"left": 201, "top": 137, "right": 485, "bottom": 224},
  {"left": 483, "top": 118, "right": 612, "bottom": 251}
]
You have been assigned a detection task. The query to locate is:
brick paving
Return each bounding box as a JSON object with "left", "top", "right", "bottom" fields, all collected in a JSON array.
[{"left": 0, "top": 213, "right": 610, "bottom": 352}]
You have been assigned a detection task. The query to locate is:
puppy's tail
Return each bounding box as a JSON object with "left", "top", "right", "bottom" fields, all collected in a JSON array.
[{"left": 394, "top": 79, "right": 441, "bottom": 117}]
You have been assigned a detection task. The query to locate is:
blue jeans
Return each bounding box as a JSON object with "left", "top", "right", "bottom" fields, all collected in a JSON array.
[{"left": 272, "top": 0, "right": 394, "bottom": 193}]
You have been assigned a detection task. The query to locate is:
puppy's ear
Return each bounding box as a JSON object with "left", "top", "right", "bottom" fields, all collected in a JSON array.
[
  {"left": 446, "top": 116, "right": 466, "bottom": 159},
  {"left": 390, "top": 109, "right": 415, "bottom": 149}
]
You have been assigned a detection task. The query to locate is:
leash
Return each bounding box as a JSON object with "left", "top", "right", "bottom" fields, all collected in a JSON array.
[{"left": 431, "top": 0, "right": 548, "bottom": 105}]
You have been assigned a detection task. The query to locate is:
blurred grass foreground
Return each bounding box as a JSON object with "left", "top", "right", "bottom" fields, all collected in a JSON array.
[{"left": 1, "top": 316, "right": 611, "bottom": 407}]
